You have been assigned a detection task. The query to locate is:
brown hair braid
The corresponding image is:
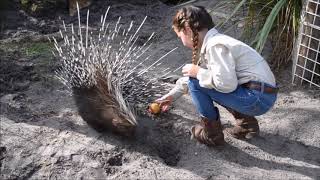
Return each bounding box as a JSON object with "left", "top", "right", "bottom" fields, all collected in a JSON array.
[
  {"left": 172, "top": 6, "right": 215, "bottom": 65},
  {"left": 191, "top": 31, "right": 199, "bottom": 65}
]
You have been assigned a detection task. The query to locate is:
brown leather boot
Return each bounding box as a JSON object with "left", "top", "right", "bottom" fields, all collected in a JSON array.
[
  {"left": 225, "top": 109, "right": 259, "bottom": 139},
  {"left": 191, "top": 109, "right": 224, "bottom": 146}
]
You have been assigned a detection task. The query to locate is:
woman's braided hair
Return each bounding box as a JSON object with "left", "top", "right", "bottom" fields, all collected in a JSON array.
[{"left": 172, "top": 6, "right": 214, "bottom": 65}]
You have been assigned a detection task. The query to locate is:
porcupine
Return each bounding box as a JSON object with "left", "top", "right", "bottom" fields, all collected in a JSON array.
[{"left": 51, "top": 5, "right": 177, "bottom": 137}]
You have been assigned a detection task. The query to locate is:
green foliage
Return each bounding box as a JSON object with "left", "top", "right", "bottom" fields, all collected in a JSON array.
[
  {"left": 211, "top": 0, "right": 303, "bottom": 69},
  {"left": 31, "top": 3, "right": 38, "bottom": 12},
  {"left": 0, "top": 41, "right": 54, "bottom": 58},
  {"left": 20, "top": 0, "right": 29, "bottom": 5},
  {"left": 0, "top": 40, "right": 57, "bottom": 88},
  {"left": 20, "top": 0, "right": 29, "bottom": 12},
  {"left": 25, "top": 42, "right": 53, "bottom": 57},
  {"left": 19, "top": 0, "right": 66, "bottom": 16}
]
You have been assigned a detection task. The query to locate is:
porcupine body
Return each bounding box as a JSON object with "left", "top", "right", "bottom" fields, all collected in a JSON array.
[
  {"left": 72, "top": 85, "right": 135, "bottom": 136},
  {"left": 52, "top": 5, "right": 176, "bottom": 137}
]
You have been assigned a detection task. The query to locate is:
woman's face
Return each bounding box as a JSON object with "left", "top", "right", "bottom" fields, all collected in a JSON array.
[{"left": 174, "top": 27, "right": 193, "bottom": 49}]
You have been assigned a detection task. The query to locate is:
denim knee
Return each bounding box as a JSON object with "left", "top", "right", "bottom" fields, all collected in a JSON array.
[{"left": 187, "top": 78, "right": 219, "bottom": 120}]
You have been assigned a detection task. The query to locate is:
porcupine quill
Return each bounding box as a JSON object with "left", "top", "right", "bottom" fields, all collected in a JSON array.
[{"left": 50, "top": 3, "right": 179, "bottom": 137}]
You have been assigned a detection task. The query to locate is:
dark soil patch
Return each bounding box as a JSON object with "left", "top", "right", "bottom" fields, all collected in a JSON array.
[
  {"left": 136, "top": 115, "right": 181, "bottom": 166},
  {"left": 0, "top": 50, "right": 38, "bottom": 96},
  {"left": 0, "top": 146, "right": 7, "bottom": 168}
]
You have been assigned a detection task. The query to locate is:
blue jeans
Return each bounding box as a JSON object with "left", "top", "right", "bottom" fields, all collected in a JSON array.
[{"left": 188, "top": 78, "right": 277, "bottom": 121}]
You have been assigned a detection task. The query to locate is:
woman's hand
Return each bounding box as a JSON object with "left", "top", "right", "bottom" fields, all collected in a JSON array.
[
  {"left": 154, "top": 95, "right": 173, "bottom": 112},
  {"left": 182, "top": 64, "right": 199, "bottom": 78}
]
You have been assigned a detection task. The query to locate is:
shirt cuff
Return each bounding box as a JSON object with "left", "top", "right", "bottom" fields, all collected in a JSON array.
[
  {"left": 196, "top": 68, "right": 207, "bottom": 80},
  {"left": 164, "top": 87, "right": 184, "bottom": 102}
]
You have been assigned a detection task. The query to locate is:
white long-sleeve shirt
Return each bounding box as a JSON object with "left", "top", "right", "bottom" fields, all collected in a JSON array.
[{"left": 164, "top": 28, "right": 276, "bottom": 101}]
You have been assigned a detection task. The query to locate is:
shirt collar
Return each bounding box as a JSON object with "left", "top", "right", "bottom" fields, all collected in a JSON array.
[{"left": 200, "top": 28, "right": 219, "bottom": 54}]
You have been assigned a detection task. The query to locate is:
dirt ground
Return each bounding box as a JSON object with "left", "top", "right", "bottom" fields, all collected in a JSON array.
[{"left": 1, "top": 0, "right": 320, "bottom": 179}]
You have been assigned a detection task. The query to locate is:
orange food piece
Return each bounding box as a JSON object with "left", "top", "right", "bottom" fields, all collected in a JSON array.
[{"left": 149, "top": 103, "right": 161, "bottom": 114}]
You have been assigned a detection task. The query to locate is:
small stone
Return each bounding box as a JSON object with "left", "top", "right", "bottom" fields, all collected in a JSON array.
[{"left": 237, "top": 22, "right": 244, "bottom": 28}]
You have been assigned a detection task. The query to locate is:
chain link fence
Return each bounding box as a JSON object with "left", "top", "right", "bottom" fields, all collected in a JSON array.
[{"left": 293, "top": 0, "right": 320, "bottom": 88}]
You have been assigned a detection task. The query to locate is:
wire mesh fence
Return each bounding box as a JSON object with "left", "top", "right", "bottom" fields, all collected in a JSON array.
[{"left": 292, "top": 0, "right": 320, "bottom": 88}]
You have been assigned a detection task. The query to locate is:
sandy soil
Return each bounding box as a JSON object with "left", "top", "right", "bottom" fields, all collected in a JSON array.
[{"left": 1, "top": 0, "right": 320, "bottom": 179}]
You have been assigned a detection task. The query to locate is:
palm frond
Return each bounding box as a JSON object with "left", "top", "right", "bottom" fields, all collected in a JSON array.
[
  {"left": 255, "top": 0, "right": 287, "bottom": 53},
  {"left": 211, "top": 0, "right": 303, "bottom": 69}
]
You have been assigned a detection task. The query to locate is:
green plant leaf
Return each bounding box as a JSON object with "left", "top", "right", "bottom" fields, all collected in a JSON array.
[{"left": 255, "top": 0, "right": 287, "bottom": 53}]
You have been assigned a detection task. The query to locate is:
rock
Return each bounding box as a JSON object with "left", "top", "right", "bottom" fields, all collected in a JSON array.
[
  {"left": 15, "top": 80, "right": 31, "bottom": 90},
  {"left": 68, "top": 0, "right": 92, "bottom": 16},
  {"left": 0, "top": 93, "right": 24, "bottom": 109}
]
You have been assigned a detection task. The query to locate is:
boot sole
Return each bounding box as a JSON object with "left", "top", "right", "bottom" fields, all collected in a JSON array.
[{"left": 224, "top": 129, "right": 259, "bottom": 140}]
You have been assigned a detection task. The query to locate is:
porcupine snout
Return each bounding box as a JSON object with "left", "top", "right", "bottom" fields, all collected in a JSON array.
[{"left": 73, "top": 86, "right": 136, "bottom": 137}]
